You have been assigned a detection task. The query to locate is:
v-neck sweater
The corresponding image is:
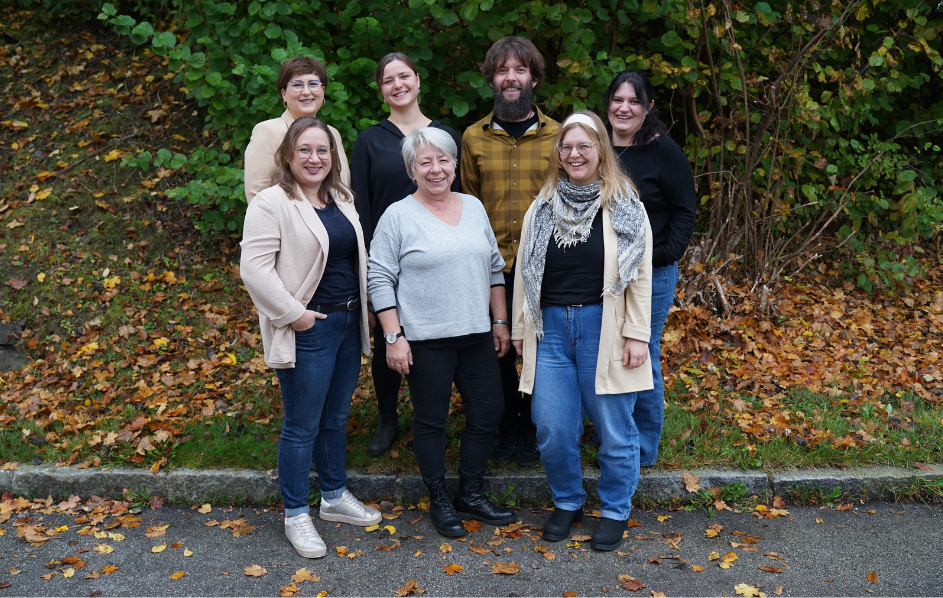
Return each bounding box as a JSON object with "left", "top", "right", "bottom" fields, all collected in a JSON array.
[{"left": 367, "top": 193, "right": 505, "bottom": 341}]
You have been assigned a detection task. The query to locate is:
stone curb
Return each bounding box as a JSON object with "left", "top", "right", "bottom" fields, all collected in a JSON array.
[{"left": 2, "top": 464, "right": 941, "bottom": 505}]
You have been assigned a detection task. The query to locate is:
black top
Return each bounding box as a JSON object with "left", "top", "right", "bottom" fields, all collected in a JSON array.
[
  {"left": 615, "top": 136, "right": 696, "bottom": 268},
  {"left": 540, "top": 210, "right": 605, "bottom": 305},
  {"left": 493, "top": 113, "right": 539, "bottom": 140},
  {"left": 351, "top": 119, "right": 462, "bottom": 248},
  {"left": 308, "top": 202, "right": 359, "bottom": 305}
]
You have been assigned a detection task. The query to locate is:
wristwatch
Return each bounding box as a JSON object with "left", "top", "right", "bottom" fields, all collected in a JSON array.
[{"left": 384, "top": 331, "right": 404, "bottom": 344}]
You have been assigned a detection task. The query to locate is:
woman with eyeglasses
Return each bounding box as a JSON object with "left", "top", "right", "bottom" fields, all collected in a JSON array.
[
  {"left": 603, "top": 71, "right": 696, "bottom": 469},
  {"left": 241, "top": 116, "right": 380, "bottom": 559},
  {"left": 511, "top": 111, "right": 652, "bottom": 552},
  {"left": 244, "top": 57, "right": 351, "bottom": 203},
  {"left": 351, "top": 52, "right": 463, "bottom": 457}
]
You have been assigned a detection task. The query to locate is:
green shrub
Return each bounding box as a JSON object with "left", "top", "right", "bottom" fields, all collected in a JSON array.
[{"left": 96, "top": 0, "right": 943, "bottom": 289}]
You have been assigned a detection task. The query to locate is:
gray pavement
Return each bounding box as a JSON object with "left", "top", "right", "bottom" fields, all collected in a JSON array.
[{"left": 2, "top": 498, "right": 941, "bottom": 596}]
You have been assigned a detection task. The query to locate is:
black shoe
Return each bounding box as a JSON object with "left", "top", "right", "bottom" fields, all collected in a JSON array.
[
  {"left": 591, "top": 517, "right": 627, "bottom": 551},
  {"left": 453, "top": 477, "right": 516, "bottom": 526},
  {"left": 426, "top": 481, "right": 465, "bottom": 538},
  {"left": 541, "top": 506, "right": 583, "bottom": 542},
  {"left": 489, "top": 433, "right": 518, "bottom": 464},
  {"left": 367, "top": 420, "right": 398, "bottom": 456},
  {"left": 515, "top": 433, "right": 540, "bottom": 466}
]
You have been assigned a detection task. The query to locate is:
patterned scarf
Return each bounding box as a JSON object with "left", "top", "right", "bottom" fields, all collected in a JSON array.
[{"left": 521, "top": 177, "right": 647, "bottom": 338}]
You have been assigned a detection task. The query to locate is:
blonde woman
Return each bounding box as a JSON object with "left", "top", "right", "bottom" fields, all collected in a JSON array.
[{"left": 511, "top": 111, "right": 653, "bottom": 551}]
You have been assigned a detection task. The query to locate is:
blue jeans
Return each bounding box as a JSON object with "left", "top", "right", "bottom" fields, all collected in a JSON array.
[
  {"left": 531, "top": 303, "right": 640, "bottom": 520},
  {"left": 636, "top": 263, "right": 679, "bottom": 466},
  {"left": 275, "top": 309, "right": 360, "bottom": 516}
]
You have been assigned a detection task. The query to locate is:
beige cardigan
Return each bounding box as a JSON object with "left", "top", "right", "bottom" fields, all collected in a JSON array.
[
  {"left": 512, "top": 201, "right": 654, "bottom": 395},
  {"left": 244, "top": 110, "right": 351, "bottom": 203},
  {"left": 240, "top": 184, "right": 370, "bottom": 369}
]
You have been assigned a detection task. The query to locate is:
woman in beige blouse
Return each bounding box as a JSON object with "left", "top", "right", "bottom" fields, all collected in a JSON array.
[{"left": 244, "top": 57, "right": 350, "bottom": 203}]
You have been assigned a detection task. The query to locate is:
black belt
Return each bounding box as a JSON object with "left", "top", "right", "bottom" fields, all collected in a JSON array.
[{"left": 313, "top": 297, "right": 360, "bottom": 313}]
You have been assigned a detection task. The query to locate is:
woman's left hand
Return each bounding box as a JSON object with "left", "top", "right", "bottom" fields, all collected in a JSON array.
[
  {"left": 622, "top": 339, "right": 649, "bottom": 369},
  {"left": 492, "top": 323, "right": 510, "bottom": 358}
]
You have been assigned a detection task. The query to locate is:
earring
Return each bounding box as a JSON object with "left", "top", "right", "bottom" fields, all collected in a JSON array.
[{"left": 283, "top": 100, "right": 288, "bottom": 109}]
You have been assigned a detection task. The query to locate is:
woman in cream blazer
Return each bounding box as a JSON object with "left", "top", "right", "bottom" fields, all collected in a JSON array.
[
  {"left": 244, "top": 56, "right": 350, "bottom": 203},
  {"left": 241, "top": 117, "right": 376, "bottom": 561}
]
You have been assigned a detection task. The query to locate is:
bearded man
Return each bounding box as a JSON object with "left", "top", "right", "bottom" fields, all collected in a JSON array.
[{"left": 460, "top": 36, "right": 560, "bottom": 467}]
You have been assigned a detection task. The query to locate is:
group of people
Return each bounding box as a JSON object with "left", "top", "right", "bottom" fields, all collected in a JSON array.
[{"left": 239, "top": 36, "right": 696, "bottom": 559}]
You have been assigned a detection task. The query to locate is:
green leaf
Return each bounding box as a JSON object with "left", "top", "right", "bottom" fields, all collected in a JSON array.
[
  {"left": 869, "top": 54, "right": 884, "bottom": 67},
  {"left": 459, "top": 0, "right": 479, "bottom": 22},
  {"left": 897, "top": 170, "right": 917, "bottom": 182},
  {"left": 661, "top": 30, "right": 682, "bottom": 47},
  {"left": 264, "top": 23, "right": 282, "bottom": 39}
]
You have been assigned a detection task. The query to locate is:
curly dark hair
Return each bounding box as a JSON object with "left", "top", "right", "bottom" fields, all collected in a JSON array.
[{"left": 479, "top": 36, "right": 545, "bottom": 88}]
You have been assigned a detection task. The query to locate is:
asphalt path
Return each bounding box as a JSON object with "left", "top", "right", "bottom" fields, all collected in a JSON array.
[{"left": 2, "top": 500, "right": 941, "bottom": 596}]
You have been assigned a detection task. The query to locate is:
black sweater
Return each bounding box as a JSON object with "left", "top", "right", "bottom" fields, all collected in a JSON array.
[
  {"left": 615, "top": 136, "right": 696, "bottom": 268},
  {"left": 351, "top": 119, "right": 462, "bottom": 248}
]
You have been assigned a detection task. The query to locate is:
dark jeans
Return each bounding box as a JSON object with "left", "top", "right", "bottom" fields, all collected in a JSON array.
[
  {"left": 371, "top": 326, "right": 403, "bottom": 421},
  {"left": 497, "top": 269, "right": 535, "bottom": 438},
  {"left": 406, "top": 332, "right": 504, "bottom": 482}
]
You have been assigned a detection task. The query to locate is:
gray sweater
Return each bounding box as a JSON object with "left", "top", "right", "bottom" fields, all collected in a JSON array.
[{"left": 367, "top": 193, "right": 505, "bottom": 341}]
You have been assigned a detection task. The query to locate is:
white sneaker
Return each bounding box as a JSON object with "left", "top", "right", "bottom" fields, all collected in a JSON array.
[
  {"left": 284, "top": 513, "right": 326, "bottom": 558},
  {"left": 319, "top": 490, "right": 382, "bottom": 526}
]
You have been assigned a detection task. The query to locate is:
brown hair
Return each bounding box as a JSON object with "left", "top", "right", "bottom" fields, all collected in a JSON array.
[
  {"left": 374, "top": 52, "right": 419, "bottom": 89},
  {"left": 538, "top": 111, "right": 637, "bottom": 209},
  {"left": 272, "top": 117, "right": 352, "bottom": 204},
  {"left": 479, "top": 36, "right": 545, "bottom": 88},
  {"left": 276, "top": 57, "right": 329, "bottom": 92}
]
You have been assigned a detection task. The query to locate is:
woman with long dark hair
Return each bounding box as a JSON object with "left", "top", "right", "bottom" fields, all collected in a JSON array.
[{"left": 602, "top": 71, "right": 696, "bottom": 469}]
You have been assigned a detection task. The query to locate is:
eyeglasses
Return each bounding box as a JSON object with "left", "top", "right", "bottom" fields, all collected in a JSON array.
[
  {"left": 288, "top": 80, "right": 323, "bottom": 92},
  {"left": 558, "top": 143, "right": 595, "bottom": 156},
  {"left": 296, "top": 147, "right": 331, "bottom": 159}
]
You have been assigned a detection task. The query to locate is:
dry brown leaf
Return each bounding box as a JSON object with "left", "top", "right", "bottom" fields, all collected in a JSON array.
[
  {"left": 169, "top": 571, "right": 185, "bottom": 580},
  {"left": 336, "top": 546, "right": 349, "bottom": 557},
  {"left": 443, "top": 564, "right": 464, "bottom": 575},
  {"left": 279, "top": 582, "right": 300, "bottom": 597},
  {"left": 395, "top": 579, "right": 425, "bottom": 596},
  {"left": 244, "top": 565, "right": 267, "bottom": 577},
  {"left": 491, "top": 561, "right": 520, "bottom": 575},
  {"left": 682, "top": 472, "right": 701, "bottom": 493},
  {"left": 760, "top": 566, "right": 783, "bottom": 573},
  {"left": 291, "top": 568, "right": 320, "bottom": 583},
  {"left": 867, "top": 571, "right": 878, "bottom": 584}
]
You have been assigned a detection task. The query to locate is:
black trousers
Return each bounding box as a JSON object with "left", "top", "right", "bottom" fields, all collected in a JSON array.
[
  {"left": 371, "top": 326, "right": 403, "bottom": 421},
  {"left": 406, "top": 332, "right": 504, "bottom": 482},
  {"left": 497, "top": 269, "right": 536, "bottom": 437}
]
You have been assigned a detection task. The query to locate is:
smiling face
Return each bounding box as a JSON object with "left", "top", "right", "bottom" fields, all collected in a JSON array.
[
  {"left": 280, "top": 71, "right": 325, "bottom": 119},
  {"left": 411, "top": 144, "right": 455, "bottom": 198},
  {"left": 558, "top": 125, "right": 600, "bottom": 187},
  {"left": 289, "top": 127, "right": 332, "bottom": 194},
  {"left": 607, "top": 82, "right": 652, "bottom": 146},
  {"left": 491, "top": 54, "right": 536, "bottom": 121},
  {"left": 380, "top": 59, "right": 420, "bottom": 110}
]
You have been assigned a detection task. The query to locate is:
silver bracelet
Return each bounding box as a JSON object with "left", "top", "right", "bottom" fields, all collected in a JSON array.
[{"left": 492, "top": 320, "right": 509, "bottom": 326}]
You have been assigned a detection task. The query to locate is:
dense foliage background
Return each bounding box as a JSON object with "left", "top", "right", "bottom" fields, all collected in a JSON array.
[{"left": 81, "top": 0, "right": 943, "bottom": 294}]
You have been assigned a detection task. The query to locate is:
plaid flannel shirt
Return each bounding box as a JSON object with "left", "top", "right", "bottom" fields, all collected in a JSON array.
[{"left": 460, "top": 108, "right": 559, "bottom": 272}]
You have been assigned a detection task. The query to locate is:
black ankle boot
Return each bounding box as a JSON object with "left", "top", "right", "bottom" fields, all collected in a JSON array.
[
  {"left": 591, "top": 516, "right": 627, "bottom": 551},
  {"left": 453, "top": 477, "right": 516, "bottom": 525},
  {"left": 367, "top": 419, "right": 398, "bottom": 456},
  {"left": 541, "top": 506, "right": 584, "bottom": 542},
  {"left": 426, "top": 480, "right": 465, "bottom": 538}
]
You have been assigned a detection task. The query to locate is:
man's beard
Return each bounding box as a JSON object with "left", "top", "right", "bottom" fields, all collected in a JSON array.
[{"left": 492, "top": 80, "right": 535, "bottom": 121}]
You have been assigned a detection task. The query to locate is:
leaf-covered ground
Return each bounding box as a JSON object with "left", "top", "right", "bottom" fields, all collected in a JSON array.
[{"left": 1, "top": 9, "right": 941, "bottom": 475}]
